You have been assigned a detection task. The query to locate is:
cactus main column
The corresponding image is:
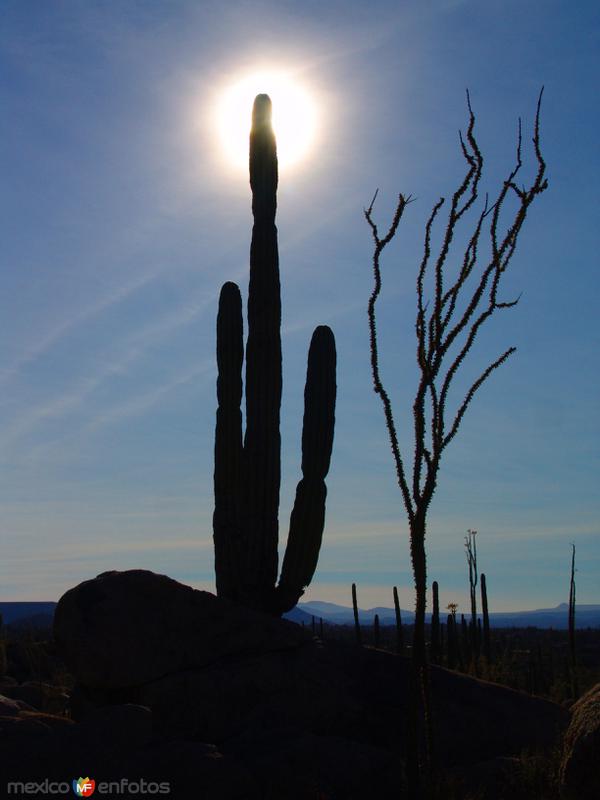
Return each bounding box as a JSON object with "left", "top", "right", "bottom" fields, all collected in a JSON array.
[
  {"left": 244, "top": 94, "right": 282, "bottom": 609},
  {"left": 213, "top": 94, "right": 336, "bottom": 615}
]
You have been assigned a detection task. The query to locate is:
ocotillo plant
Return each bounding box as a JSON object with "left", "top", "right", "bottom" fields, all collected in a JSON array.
[
  {"left": 374, "top": 613, "right": 380, "bottom": 648},
  {"left": 365, "top": 93, "right": 546, "bottom": 786},
  {"left": 430, "top": 580, "right": 441, "bottom": 665},
  {"left": 213, "top": 94, "right": 337, "bottom": 615},
  {"left": 465, "top": 529, "right": 479, "bottom": 655}
]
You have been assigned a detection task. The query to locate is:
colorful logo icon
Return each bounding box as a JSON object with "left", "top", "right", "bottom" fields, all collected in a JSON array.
[{"left": 72, "top": 777, "right": 95, "bottom": 797}]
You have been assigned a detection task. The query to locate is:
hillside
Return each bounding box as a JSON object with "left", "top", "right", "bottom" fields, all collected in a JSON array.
[{"left": 297, "top": 600, "right": 600, "bottom": 629}]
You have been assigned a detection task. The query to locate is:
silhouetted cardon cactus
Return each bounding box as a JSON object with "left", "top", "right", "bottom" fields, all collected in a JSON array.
[{"left": 213, "top": 94, "right": 337, "bottom": 615}]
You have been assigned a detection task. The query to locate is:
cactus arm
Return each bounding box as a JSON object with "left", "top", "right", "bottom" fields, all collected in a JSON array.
[
  {"left": 213, "top": 282, "right": 244, "bottom": 601},
  {"left": 275, "top": 325, "right": 336, "bottom": 613},
  {"left": 300, "top": 326, "right": 336, "bottom": 479},
  {"left": 243, "top": 94, "right": 282, "bottom": 607}
]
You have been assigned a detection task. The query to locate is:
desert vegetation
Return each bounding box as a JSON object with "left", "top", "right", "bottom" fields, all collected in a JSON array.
[
  {"left": 1, "top": 92, "right": 597, "bottom": 800},
  {"left": 313, "top": 599, "right": 600, "bottom": 706},
  {"left": 1, "top": 593, "right": 598, "bottom": 798}
]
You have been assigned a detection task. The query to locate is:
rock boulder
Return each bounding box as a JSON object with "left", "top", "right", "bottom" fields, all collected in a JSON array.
[
  {"left": 54, "top": 570, "right": 307, "bottom": 689},
  {"left": 560, "top": 682, "right": 600, "bottom": 799}
]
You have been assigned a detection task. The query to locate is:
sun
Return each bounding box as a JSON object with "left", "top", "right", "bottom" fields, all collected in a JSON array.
[{"left": 216, "top": 70, "right": 317, "bottom": 172}]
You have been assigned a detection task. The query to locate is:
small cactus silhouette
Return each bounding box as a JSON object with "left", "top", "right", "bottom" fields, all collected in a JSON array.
[
  {"left": 430, "top": 580, "right": 441, "bottom": 665},
  {"left": 481, "top": 572, "right": 491, "bottom": 662},
  {"left": 352, "top": 582, "right": 362, "bottom": 645},
  {"left": 393, "top": 586, "right": 404, "bottom": 655}
]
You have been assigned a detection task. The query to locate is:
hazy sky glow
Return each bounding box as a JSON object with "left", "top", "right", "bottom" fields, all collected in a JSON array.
[
  {"left": 1, "top": 1, "right": 598, "bottom": 612},
  {"left": 215, "top": 69, "right": 318, "bottom": 171}
]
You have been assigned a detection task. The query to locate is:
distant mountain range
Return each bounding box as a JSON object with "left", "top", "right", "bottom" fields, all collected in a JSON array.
[
  {"left": 1, "top": 599, "right": 598, "bottom": 631},
  {"left": 0, "top": 602, "right": 56, "bottom": 630},
  {"left": 285, "top": 600, "right": 600, "bottom": 630}
]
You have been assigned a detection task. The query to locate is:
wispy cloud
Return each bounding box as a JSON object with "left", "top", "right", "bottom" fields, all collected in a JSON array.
[
  {"left": 0, "top": 269, "right": 160, "bottom": 387},
  {"left": 83, "top": 358, "right": 212, "bottom": 433},
  {"left": 0, "top": 537, "right": 214, "bottom": 601},
  {"left": 0, "top": 290, "right": 215, "bottom": 452},
  {"left": 6, "top": 536, "right": 212, "bottom": 564}
]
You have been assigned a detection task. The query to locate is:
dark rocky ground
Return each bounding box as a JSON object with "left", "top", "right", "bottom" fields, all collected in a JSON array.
[{"left": 0, "top": 570, "right": 597, "bottom": 799}]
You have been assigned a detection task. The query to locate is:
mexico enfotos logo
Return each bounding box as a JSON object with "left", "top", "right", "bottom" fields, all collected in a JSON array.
[{"left": 7, "top": 777, "right": 170, "bottom": 795}]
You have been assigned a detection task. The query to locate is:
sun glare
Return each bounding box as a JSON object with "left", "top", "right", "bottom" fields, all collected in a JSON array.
[{"left": 216, "top": 70, "right": 317, "bottom": 172}]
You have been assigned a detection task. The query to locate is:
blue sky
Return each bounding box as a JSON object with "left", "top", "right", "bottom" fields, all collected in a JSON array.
[{"left": 1, "top": 0, "right": 598, "bottom": 612}]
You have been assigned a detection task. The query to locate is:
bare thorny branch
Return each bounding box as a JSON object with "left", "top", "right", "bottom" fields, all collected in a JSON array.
[
  {"left": 366, "top": 190, "right": 415, "bottom": 525},
  {"left": 365, "top": 90, "right": 547, "bottom": 525}
]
